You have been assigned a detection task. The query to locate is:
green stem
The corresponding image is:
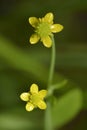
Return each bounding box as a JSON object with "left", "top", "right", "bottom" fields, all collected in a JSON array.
[
  {"left": 48, "top": 34, "right": 56, "bottom": 88},
  {"left": 44, "top": 102, "right": 53, "bottom": 130},
  {"left": 45, "top": 34, "right": 56, "bottom": 130}
]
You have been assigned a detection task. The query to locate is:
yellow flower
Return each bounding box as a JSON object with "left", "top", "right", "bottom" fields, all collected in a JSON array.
[
  {"left": 20, "top": 84, "right": 47, "bottom": 111},
  {"left": 29, "top": 12, "right": 63, "bottom": 48}
]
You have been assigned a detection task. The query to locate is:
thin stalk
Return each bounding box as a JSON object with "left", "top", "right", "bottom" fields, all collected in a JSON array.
[
  {"left": 45, "top": 34, "right": 56, "bottom": 130},
  {"left": 48, "top": 34, "right": 56, "bottom": 88},
  {"left": 44, "top": 102, "right": 53, "bottom": 130}
]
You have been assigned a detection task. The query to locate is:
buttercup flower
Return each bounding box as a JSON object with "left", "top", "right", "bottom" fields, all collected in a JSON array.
[
  {"left": 29, "top": 12, "right": 64, "bottom": 48},
  {"left": 20, "top": 84, "right": 47, "bottom": 111}
]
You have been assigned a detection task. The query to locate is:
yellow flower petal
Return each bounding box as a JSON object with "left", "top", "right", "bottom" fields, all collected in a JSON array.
[
  {"left": 28, "top": 13, "right": 64, "bottom": 48},
  {"left": 37, "top": 100, "right": 47, "bottom": 109},
  {"left": 20, "top": 92, "right": 30, "bottom": 101},
  {"left": 29, "top": 17, "right": 39, "bottom": 28},
  {"left": 51, "top": 24, "right": 64, "bottom": 33},
  {"left": 30, "top": 34, "right": 40, "bottom": 44},
  {"left": 42, "top": 36, "right": 52, "bottom": 48},
  {"left": 30, "top": 84, "right": 38, "bottom": 94},
  {"left": 26, "top": 102, "right": 34, "bottom": 111},
  {"left": 38, "top": 90, "right": 47, "bottom": 99},
  {"left": 44, "top": 12, "right": 54, "bottom": 24}
]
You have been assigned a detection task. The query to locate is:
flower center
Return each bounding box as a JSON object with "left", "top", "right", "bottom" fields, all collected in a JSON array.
[
  {"left": 36, "top": 22, "right": 51, "bottom": 38},
  {"left": 30, "top": 94, "right": 40, "bottom": 106}
]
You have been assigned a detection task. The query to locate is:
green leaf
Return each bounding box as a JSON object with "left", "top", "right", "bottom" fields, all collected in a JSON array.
[
  {"left": 0, "top": 109, "right": 44, "bottom": 130},
  {"left": 0, "top": 36, "right": 48, "bottom": 83},
  {"left": 0, "top": 113, "right": 34, "bottom": 130},
  {"left": 0, "top": 35, "right": 64, "bottom": 84},
  {"left": 52, "top": 88, "right": 82, "bottom": 128}
]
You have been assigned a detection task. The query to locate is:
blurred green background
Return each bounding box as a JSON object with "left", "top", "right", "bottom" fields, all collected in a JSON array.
[{"left": 0, "top": 0, "right": 87, "bottom": 130}]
